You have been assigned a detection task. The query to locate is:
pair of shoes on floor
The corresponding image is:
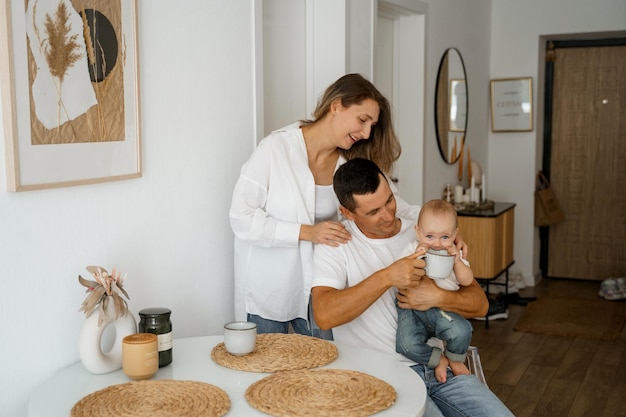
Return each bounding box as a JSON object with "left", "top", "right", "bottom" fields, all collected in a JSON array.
[
  {"left": 599, "top": 277, "right": 626, "bottom": 301},
  {"left": 473, "top": 297, "right": 509, "bottom": 321},
  {"left": 487, "top": 282, "right": 517, "bottom": 295},
  {"left": 501, "top": 292, "right": 536, "bottom": 306},
  {"left": 486, "top": 273, "right": 526, "bottom": 295}
]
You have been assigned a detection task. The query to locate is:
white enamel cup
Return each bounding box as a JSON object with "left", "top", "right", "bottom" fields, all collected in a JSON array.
[{"left": 223, "top": 321, "right": 257, "bottom": 356}]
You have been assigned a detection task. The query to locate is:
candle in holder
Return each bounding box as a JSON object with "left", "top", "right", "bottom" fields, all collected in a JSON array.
[
  {"left": 467, "top": 147, "right": 472, "bottom": 182},
  {"left": 122, "top": 333, "right": 158, "bottom": 380},
  {"left": 454, "top": 185, "right": 464, "bottom": 203},
  {"left": 138, "top": 307, "right": 173, "bottom": 367},
  {"left": 458, "top": 142, "right": 464, "bottom": 182},
  {"left": 482, "top": 174, "right": 487, "bottom": 202}
]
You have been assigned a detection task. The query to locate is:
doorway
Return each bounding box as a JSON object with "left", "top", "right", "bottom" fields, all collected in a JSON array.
[
  {"left": 374, "top": 1, "right": 426, "bottom": 205},
  {"left": 257, "top": 1, "right": 426, "bottom": 203},
  {"left": 541, "top": 37, "right": 626, "bottom": 281}
]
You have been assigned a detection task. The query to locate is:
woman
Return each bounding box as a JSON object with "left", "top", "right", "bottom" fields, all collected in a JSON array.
[{"left": 229, "top": 73, "right": 419, "bottom": 337}]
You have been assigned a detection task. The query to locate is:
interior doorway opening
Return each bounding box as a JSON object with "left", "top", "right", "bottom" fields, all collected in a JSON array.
[{"left": 375, "top": 1, "right": 426, "bottom": 205}]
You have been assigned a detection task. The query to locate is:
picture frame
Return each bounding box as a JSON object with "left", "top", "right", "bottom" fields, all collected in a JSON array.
[
  {"left": 490, "top": 77, "right": 533, "bottom": 132},
  {"left": 449, "top": 79, "right": 467, "bottom": 132},
  {"left": 1, "top": 0, "right": 141, "bottom": 192}
]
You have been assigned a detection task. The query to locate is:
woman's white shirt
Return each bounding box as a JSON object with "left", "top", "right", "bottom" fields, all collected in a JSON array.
[{"left": 230, "top": 124, "right": 342, "bottom": 322}]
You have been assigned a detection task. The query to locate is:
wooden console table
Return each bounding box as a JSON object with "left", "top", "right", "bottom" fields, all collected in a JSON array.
[{"left": 457, "top": 202, "right": 516, "bottom": 327}]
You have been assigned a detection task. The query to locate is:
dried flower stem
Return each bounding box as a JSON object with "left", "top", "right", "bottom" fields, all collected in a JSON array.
[
  {"left": 30, "top": 0, "right": 81, "bottom": 140},
  {"left": 78, "top": 266, "right": 130, "bottom": 326},
  {"left": 80, "top": 8, "right": 109, "bottom": 139},
  {"left": 43, "top": 2, "right": 81, "bottom": 82}
]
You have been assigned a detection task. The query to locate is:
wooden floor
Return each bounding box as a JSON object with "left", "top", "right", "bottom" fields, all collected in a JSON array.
[{"left": 469, "top": 278, "right": 626, "bottom": 417}]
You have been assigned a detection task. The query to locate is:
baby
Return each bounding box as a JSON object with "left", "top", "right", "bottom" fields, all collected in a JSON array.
[{"left": 396, "top": 199, "right": 475, "bottom": 382}]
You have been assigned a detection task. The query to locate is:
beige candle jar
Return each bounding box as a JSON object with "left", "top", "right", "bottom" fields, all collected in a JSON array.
[{"left": 122, "top": 333, "right": 158, "bottom": 380}]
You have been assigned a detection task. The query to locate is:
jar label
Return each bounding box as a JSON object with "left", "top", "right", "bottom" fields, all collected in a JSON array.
[{"left": 157, "top": 332, "right": 173, "bottom": 351}]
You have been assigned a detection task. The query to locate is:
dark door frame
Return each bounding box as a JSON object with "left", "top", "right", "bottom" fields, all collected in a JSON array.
[{"left": 539, "top": 37, "right": 626, "bottom": 277}]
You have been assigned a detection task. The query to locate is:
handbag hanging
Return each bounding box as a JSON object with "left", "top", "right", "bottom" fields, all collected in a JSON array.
[{"left": 534, "top": 171, "right": 565, "bottom": 227}]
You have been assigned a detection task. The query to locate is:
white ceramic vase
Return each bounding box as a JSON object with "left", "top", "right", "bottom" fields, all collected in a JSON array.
[{"left": 78, "top": 300, "right": 137, "bottom": 374}]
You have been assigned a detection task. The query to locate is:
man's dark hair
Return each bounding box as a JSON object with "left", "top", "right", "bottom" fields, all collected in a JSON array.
[{"left": 333, "top": 158, "right": 385, "bottom": 212}]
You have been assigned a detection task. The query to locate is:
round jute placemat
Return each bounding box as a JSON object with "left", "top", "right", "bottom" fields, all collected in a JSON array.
[
  {"left": 245, "top": 368, "right": 396, "bottom": 417},
  {"left": 70, "top": 379, "right": 230, "bottom": 417},
  {"left": 211, "top": 333, "right": 338, "bottom": 373}
]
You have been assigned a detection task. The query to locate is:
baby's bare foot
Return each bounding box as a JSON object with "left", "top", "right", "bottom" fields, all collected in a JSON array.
[
  {"left": 449, "top": 360, "right": 470, "bottom": 377},
  {"left": 435, "top": 356, "right": 450, "bottom": 383}
]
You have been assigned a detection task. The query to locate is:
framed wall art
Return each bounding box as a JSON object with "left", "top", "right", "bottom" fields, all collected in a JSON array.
[
  {"left": 490, "top": 77, "right": 533, "bottom": 132},
  {"left": 1, "top": 0, "right": 141, "bottom": 191}
]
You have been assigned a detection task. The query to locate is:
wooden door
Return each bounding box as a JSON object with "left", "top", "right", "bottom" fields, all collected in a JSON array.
[{"left": 546, "top": 44, "right": 626, "bottom": 280}]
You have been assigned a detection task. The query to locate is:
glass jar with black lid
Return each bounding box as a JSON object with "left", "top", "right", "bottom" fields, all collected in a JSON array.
[{"left": 138, "top": 307, "right": 172, "bottom": 367}]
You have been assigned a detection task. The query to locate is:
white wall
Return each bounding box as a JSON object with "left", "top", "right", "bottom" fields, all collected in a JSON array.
[
  {"left": 420, "top": 0, "right": 492, "bottom": 201},
  {"left": 489, "top": 0, "right": 626, "bottom": 284},
  {"left": 262, "top": 0, "right": 306, "bottom": 135},
  {"left": 262, "top": 0, "right": 347, "bottom": 133},
  {"left": 0, "top": 2, "right": 256, "bottom": 415}
]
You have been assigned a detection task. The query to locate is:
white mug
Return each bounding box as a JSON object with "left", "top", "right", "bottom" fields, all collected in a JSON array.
[
  {"left": 423, "top": 249, "right": 455, "bottom": 279},
  {"left": 223, "top": 321, "right": 257, "bottom": 356}
]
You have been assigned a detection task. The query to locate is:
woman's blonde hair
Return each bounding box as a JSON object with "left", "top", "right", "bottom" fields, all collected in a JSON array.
[{"left": 300, "top": 73, "right": 401, "bottom": 174}]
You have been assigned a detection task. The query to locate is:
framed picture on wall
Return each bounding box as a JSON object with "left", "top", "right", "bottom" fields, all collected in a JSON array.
[
  {"left": 490, "top": 77, "right": 533, "bottom": 132},
  {"left": 0, "top": 0, "right": 141, "bottom": 191}
]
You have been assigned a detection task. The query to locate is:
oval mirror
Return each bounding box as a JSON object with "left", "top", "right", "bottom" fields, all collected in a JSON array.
[{"left": 435, "top": 48, "right": 467, "bottom": 164}]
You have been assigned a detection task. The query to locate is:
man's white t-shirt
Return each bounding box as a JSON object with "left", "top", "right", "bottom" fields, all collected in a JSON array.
[{"left": 312, "top": 218, "right": 417, "bottom": 364}]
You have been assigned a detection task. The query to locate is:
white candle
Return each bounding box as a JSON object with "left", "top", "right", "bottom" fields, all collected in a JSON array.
[
  {"left": 454, "top": 185, "right": 464, "bottom": 203},
  {"left": 481, "top": 174, "right": 486, "bottom": 202},
  {"left": 470, "top": 176, "right": 476, "bottom": 203}
]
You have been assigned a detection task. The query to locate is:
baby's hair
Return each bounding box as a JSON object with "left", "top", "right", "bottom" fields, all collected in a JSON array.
[{"left": 418, "top": 199, "right": 458, "bottom": 228}]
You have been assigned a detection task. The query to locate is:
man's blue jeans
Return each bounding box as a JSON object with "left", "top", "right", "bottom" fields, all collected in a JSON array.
[{"left": 411, "top": 364, "right": 514, "bottom": 417}]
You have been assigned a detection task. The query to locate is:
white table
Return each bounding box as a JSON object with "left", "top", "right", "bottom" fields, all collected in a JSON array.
[{"left": 29, "top": 335, "right": 426, "bottom": 417}]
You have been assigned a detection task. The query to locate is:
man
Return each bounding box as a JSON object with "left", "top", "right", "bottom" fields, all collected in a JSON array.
[{"left": 311, "top": 158, "right": 513, "bottom": 417}]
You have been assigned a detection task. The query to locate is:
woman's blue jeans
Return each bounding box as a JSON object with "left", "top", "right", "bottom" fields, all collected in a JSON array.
[
  {"left": 247, "top": 314, "right": 310, "bottom": 335},
  {"left": 246, "top": 297, "right": 333, "bottom": 340}
]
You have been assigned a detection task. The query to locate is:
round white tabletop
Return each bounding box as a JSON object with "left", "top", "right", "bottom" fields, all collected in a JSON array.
[{"left": 29, "top": 335, "right": 426, "bottom": 417}]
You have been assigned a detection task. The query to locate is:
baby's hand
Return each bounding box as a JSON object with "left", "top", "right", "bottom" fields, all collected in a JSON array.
[
  {"left": 415, "top": 244, "right": 428, "bottom": 257},
  {"left": 446, "top": 246, "right": 461, "bottom": 261}
]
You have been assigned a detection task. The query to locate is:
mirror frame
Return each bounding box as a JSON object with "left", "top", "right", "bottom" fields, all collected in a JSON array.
[{"left": 434, "top": 47, "right": 468, "bottom": 164}]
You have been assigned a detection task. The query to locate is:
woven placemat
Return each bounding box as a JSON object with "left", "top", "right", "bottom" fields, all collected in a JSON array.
[
  {"left": 245, "top": 369, "right": 396, "bottom": 417},
  {"left": 71, "top": 380, "right": 230, "bottom": 417},
  {"left": 211, "top": 333, "right": 338, "bottom": 372}
]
